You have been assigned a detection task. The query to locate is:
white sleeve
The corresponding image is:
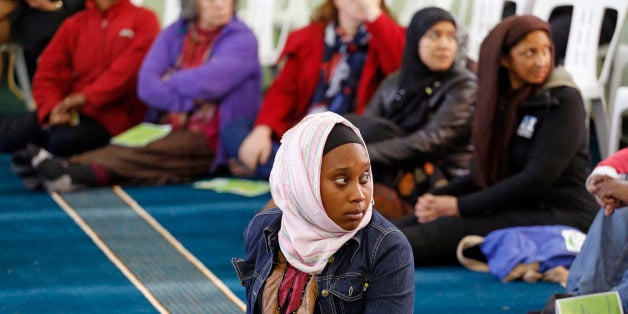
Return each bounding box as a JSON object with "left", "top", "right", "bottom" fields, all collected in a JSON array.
[{"left": 585, "top": 166, "right": 619, "bottom": 187}]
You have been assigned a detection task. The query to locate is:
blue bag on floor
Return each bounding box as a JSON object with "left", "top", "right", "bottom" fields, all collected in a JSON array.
[{"left": 458, "top": 225, "right": 586, "bottom": 282}]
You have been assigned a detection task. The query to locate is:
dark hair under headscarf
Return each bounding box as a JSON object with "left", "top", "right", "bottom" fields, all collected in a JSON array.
[
  {"left": 473, "top": 15, "right": 554, "bottom": 188},
  {"left": 385, "top": 7, "right": 457, "bottom": 132},
  {"left": 323, "top": 123, "right": 363, "bottom": 156}
]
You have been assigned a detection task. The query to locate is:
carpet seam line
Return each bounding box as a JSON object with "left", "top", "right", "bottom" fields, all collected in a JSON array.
[
  {"left": 113, "top": 185, "right": 246, "bottom": 312},
  {"left": 50, "top": 190, "right": 170, "bottom": 314}
]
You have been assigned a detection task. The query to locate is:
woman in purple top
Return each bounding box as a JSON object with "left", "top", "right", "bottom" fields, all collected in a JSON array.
[{"left": 138, "top": 0, "right": 261, "bottom": 171}]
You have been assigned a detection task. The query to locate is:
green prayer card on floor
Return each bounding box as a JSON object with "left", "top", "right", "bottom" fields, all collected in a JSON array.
[
  {"left": 110, "top": 122, "right": 172, "bottom": 147},
  {"left": 193, "top": 177, "right": 271, "bottom": 197},
  {"left": 556, "top": 291, "right": 624, "bottom": 314}
]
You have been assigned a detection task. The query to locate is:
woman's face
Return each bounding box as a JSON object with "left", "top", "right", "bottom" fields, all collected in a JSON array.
[
  {"left": 418, "top": 21, "right": 457, "bottom": 72},
  {"left": 333, "top": 0, "right": 363, "bottom": 21},
  {"left": 332, "top": 0, "right": 383, "bottom": 23},
  {"left": 320, "top": 142, "right": 372, "bottom": 231},
  {"left": 501, "top": 30, "right": 552, "bottom": 89},
  {"left": 197, "top": 0, "right": 233, "bottom": 30}
]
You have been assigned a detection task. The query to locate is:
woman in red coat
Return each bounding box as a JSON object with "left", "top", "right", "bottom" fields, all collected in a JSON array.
[
  {"left": 223, "top": 0, "right": 405, "bottom": 179},
  {"left": 0, "top": 0, "right": 159, "bottom": 159}
]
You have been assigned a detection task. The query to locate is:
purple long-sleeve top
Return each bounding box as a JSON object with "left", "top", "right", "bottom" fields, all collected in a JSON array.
[{"left": 138, "top": 17, "right": 262, "bottom": 170}]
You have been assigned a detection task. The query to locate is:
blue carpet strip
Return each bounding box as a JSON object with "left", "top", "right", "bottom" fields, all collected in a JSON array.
[{"left": 51, "top": 186, "right": 245, "bottom": 313}]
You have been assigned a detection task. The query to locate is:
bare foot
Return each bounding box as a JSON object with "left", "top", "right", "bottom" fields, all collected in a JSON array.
[
  {"left": 543, "top": 265, "right": 569, "bottom": 287},
  {"left": 503, "top": 262, "right": 540, "bottom": 283}
]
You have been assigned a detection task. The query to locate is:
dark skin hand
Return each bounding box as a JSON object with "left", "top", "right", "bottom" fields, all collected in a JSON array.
[{"left": 587, "top": 174, "right": 628, "bottom": 216}]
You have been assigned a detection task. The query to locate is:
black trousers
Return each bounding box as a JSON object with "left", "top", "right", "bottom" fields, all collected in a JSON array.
[{"left": 0, "top": 112, "right": 110, "bottom": 157}]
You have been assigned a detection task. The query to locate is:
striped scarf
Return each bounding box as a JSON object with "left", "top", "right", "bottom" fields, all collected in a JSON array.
[{"left": 269, "top": 112, "right": 373, "bottom": 274}]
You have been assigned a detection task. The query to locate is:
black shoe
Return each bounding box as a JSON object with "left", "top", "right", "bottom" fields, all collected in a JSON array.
[
  {"left": 35, "top": 158, "right": 94, "bottom": 193},
  {"left": 10, "top": 144, "right": 43, "bottom": 191},
  {"left": 10, "top": 144, "right": 40, "bottom": 172}
]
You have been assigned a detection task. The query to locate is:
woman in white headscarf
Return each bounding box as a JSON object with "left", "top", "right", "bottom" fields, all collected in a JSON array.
[{"left": 232, "top": 111, "right": 414, "bottom": 313}]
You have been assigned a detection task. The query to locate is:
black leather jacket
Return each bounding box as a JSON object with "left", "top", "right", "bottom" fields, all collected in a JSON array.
[{"left": 364, "top": 68, "right": 477, "bottom": 178}]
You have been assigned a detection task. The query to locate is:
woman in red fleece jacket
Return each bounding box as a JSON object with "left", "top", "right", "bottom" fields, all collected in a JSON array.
[
  {"left": 222, "top": 0, "right": 405, "bottom": 179},
  {"left": 0, "top": 0, "right": 159, "bottom": 160}
]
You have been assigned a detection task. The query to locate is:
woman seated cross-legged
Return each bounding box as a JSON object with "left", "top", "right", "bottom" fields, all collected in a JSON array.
[
  {"left": 20, "top": 0, "right": 261, "bottom": 192},
  {"left": 3, "top": 0, "right": 160, "bottom": 190}
]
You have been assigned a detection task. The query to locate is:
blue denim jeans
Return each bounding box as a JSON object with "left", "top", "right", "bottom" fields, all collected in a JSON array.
[
  {"left": 220, "top": 118, "right": 279, "bottom": 180},
  {"left": 566, "top": 208, "right": 628, "bottom": 310}
]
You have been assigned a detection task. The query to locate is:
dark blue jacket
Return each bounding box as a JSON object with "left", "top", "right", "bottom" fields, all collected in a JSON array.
[{"left": 232, "top": 208, "right": 415, "bottom": 313}]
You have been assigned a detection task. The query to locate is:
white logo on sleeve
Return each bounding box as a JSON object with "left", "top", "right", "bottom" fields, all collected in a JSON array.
[{"left": 119, "top": 29, "right": 136, "bottom": 38}]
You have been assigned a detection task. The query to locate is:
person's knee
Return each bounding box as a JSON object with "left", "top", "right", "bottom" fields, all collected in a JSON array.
[
  {"left": 47, "top": 134, "right": 93, "bottom": 157},
  {"left": 607, "top": 208, "right": 628, "bottom": 233},
  {"left": 0, "top": 113, "right": 43, "bottom": 153},
  {"left": 46, "top": 140, "right": 76, "bottom": 157}
]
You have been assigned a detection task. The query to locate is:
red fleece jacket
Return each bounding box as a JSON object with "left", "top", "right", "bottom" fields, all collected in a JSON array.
[{"left": 32, "top": 0, "right": 160, "bottom": 136}]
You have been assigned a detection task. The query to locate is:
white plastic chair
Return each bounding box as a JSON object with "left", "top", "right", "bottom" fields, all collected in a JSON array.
[
  {"left": 609, "top": 43, "right": 628, "bottom": 110},
  {"left": 162, "top": 0, "right": 181, "bottom": 27},
  {"left": 608, "top": 87, "right": 628, "bottom": 154},
  {"left": 467, "top": 0, "right": 506, "bottom": 62},
  {"left": 271, "top": 0, "right": 312, "bottom": 63},
  {"left": 395, "top": 0, "right": 455, "bottom": 26},
  {"left": 531, "top": 0, "right": 628, "bottom": 158},
  {"left": 607, "top": 43, "right": 628, "bottom": 154},
  {"left": 465, "top": 0, "right": 534, "bottom": 62},
  {"left": 239, "top": 0, "right": 313, "bottom": 66},
  {"left": 504, "top": 0, "right": 535, "bottom": 15},
  {"left": 239, "top": 0, "right": 276, "bottom": 66}
]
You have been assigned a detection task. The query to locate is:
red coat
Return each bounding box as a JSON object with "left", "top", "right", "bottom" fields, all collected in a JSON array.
[
  {"left": 32, "top": 0, "right": 160, "bottom": 136},
  {"left": 255, "top": 13, "right": 405, "bottom": 139},
  {"left": 597, "top": 147, "right": 628, "bottom": 173}
]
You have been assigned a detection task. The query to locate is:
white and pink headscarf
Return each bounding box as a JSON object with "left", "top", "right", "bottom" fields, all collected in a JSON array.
[{"left": 269, "top": 112, "right": 373, "bottom": 275}]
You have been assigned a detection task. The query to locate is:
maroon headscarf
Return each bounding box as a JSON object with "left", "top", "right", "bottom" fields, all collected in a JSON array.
[{"left": 472, "top": 15, "right": 554, "bottom": 188}]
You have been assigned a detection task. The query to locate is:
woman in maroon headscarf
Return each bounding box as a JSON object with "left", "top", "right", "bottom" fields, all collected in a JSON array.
[{"left": 394, "top": 15, "right": 598, "bottom": 266}]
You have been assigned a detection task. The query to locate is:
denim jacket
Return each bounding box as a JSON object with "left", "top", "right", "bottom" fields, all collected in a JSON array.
[{"left": 232, "top": 208, "right": 415, "bottom": 313}]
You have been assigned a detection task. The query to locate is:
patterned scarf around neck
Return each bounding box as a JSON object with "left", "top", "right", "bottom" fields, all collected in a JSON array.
[
  {"left": 308, "top": 23, "right": 370, "bottom": 115},
  {"left": 166, "top": 22, "right": 222, "bottom": 149}
]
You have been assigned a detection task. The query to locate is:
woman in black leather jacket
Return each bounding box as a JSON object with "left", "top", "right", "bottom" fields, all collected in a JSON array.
[{"left": 348, "top": 7, "right": 477, "bottom": 207}]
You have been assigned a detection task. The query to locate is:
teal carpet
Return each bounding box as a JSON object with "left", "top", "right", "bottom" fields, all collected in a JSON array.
[
  {"left": 0, "top": 154, "right": 154, "bottom": 313},
  {"left": 56, "top": 187, "right": 247, "bottom": 313},
  {"left": 124, "top": 178, "right": 565, "bottom": 313},
  {"left": 123, "top": 184, "right": 268, "bottom": 303},
  {"left": 0, "top": 153, "right": 565, "bottom": 313}
]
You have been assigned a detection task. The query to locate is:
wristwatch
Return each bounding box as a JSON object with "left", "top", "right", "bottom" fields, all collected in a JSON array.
[{"left": 55, "top": 0, "right": 63, "bottom": 10}]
